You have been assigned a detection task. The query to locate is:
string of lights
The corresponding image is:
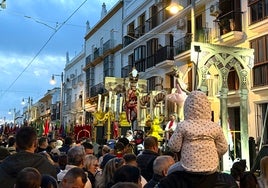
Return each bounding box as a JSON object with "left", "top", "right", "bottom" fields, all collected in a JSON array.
[
  {"left": 1, "top": 5, "right": 86, "bottom": 29},
  {"left": 0, "top": 0, "right": 88, "bottom": 100}
]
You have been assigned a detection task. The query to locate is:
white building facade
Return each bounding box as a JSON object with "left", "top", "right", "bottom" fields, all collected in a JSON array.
[
  {"left": 58, "top": 0, "right": 268, "bottom": 170},
  {"left": 119, "top": 0, "right": 267, "bottom": 171},
  {"left": 63, "top": 50, "right": 86, "bottom": 127}
]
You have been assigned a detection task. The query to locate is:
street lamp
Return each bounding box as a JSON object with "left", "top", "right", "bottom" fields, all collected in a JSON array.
[
  {"left": 50, "top": 72, "right": 64, "bottom": 128},
  {"left": 194, "top": 45, "right": 201, "bottom": 90},
  {"left": 0, "top": 0, "right": 6, "bottom": 9},
  {"left": 166, "top": 0, "right": 184, "bottom": 14},
  {"left": 21, "top": 97, "right": 33, "bottom": 124}
]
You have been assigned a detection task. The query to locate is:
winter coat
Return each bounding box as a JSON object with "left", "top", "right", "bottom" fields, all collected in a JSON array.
[
  {"left": 157, "top": 171, "right": 238, "bottom": 188},
  {"left": 144, "top": 174, "right": 165, "bottom": 188},
  {"left": 0, "top": 151, "right": 58, "bottom": 188},
  {"left": 168, "top": 90, "right": 228, "bottom": 173},
  {"left": 137, "top": 149, "right": 159, "bottom": 182}
]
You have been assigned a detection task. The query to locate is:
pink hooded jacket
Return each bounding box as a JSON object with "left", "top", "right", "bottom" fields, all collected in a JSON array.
[{"left": 168, "top": 90, "right": 228, "bottom": 173}]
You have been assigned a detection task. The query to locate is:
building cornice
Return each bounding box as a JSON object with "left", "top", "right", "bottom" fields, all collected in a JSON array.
[{"left": 84, "top": 1, "right": 123, "bottom": 40}]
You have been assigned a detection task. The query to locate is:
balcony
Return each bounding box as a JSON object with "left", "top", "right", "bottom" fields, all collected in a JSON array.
[
  {"left": 90, "top": 83, "right": 106, "bottom": 97},
  {"left": 123, "top": 7, "right": 173, "bottom": 47},
  {"left": 134, "top": 24, "right": 145, "bottom": 38},
  {"left": 145, "top": 7, "right": 172, "bottom": 34},
  {"left": 174, "top": 33, "right": 192, "bottom": 56},
  {"left": 248, "top": 17, "right": 268, "bottom": 34},
  {"left": 93, "top": 48, "right": 101, "bottom": 60},
  {"left": 146, "top": 45, "right": 174, "bottom": 70},
  {"left": 135, "top": 59, "right": 146, "bottom": 73},
  {"left": 146, "top": 54, "right": 156, "bottom": 69},
  {"left": 213, "top": 11, "right": 244, "bottom": 45},
  {"left": 103, "top": 39, "right": 114, "bottom": 54},
  {"left": 155, "top": 45, "right": 174, "bottom": 65},
  {"left": 121, "top": 64, "right": 132, "bottom": 78},
  {"left": 123, "top": 35, "right": 135, "bottom": 47},
  {"left": 86, "top": 54, "right": 92, "bottom": 66}
]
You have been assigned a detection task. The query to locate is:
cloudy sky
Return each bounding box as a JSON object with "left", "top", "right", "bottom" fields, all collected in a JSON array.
[{"left": 0, "top": 0, "right": 118, "bottom": 122}]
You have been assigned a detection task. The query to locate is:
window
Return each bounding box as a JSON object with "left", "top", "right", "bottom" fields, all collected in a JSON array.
[
  {"left": 134, "top": 45, "right": 146, "bottom": 72},
  {"left": 248, "top": 0, "right": 268, "bottom": 24},
  {"left": 134, "top": 45, "right": 146, "bottom": 62},
  {"left": 103, "top": 55, "right": 114, "bottom": 77},
  {"left": 147, "top": 76, "right": 157, "bottom": 91},
  {"left": 256, "top": 103, "right": 268, "bottom": 142},
  {"left": 89, "top": 67, "right": 95, "bottom": 86},
  {"left": 146, "top": 38, "right": 158, "bottom": 68},
  {"left": 228, "top": 68, "right": 239, "bottom": 90},
  {"left": 149, "top": 5, "right": 158, "bottom": 30},
  {"left": 135, "top": 12, "right": 146, "bottom": 37},
  {"left": 147, "top": 38, "right": 159, "bottom": 56},
  {"left": 127, "top": 21, "right": 135, "bottom": 38},
  {"left": 128, "top": 54, "right": 134, "bottom": 67},
  {"left": 218, "top": 0, "right": 242, "bottom": 34},
  {"left": 86, "top": 70, "right": 90, "bottom": 98},
  {"left": 250, "top": 34, "right": 268, "bottom": 86}
]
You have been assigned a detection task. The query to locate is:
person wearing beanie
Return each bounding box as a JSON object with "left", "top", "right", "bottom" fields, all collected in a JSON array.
[{"left": 168, "top": 90, "right": 228, "bottom": 173}]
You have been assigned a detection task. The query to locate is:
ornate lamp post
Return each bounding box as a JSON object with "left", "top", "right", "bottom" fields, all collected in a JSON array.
[{"left": 50, "top": 72, "right": 64, "bottom": 128}]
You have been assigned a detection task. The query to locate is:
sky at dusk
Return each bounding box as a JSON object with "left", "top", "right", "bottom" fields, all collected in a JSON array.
[{"left": 0, "top": 0, "right": 118, "bottom": 122}]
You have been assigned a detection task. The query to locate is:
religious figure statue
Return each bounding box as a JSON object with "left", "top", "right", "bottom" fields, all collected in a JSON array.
[
  {"left": 165, "top": 66, "right": 191, "bottom": 121},
  {"left": 125, "top": 67, "right": 139, "bottom": 130},
  {"left": 119, "top": 112, "right": 130, "bottom": 126},
  {"left": 148, "top": 116, "right": 164, "bottom": 141}
]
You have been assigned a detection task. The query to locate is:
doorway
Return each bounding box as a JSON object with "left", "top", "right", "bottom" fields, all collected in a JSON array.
[{"left": 228, "top": 107, "right": 241, "bottom": 160}]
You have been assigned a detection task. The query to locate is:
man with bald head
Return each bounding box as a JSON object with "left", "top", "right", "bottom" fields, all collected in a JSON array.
[{"left": 144, "top": 155, "right": 175, "bottom": 188}]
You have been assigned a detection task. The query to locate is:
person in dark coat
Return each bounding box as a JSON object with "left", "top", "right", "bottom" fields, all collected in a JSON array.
[
  {"left": 59, "top": 136, "right": 73, "bottom": 154},
  {"left": 0, "top": 146, "right": 10, "bottom": 163},
  {"left": 112, "top": 165, "right": 142, "bottom": 188},
  {"left": 137, "top": 136, "right": 159, "bottom": 182},
  {"left": 251, "top": 144, "right": 268, "bottom": 173},
  {"left": 157, "top": 170, "right": 238, "bottom": 188},
  {"left": 0, "top": 126, "right": 58, "bottom": 188},
  {"left": 144, "top": 155, "right": 175, "bottom": 188}
]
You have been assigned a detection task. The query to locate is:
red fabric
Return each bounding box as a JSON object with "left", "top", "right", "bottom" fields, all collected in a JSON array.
[
  {"left": 74, "top": 125, "right": 80, "bottom": 136},
  {"left": 168, "top": 121, "right": 174, "bottom": 129},
  {"left": 44, "top": 119, "right": 49, "bottom": 136},
  {"left": 113, "top": 122, "right": 119, "bottom": 139}
]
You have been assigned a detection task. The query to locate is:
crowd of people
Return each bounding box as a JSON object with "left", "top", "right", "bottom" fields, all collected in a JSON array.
[{"left": 0, "top": 90, "right": 267, "bottom": 188}]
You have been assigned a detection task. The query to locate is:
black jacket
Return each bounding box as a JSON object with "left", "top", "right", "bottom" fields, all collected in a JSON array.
[
  {"left": 59, "top": 144, "right": 71, "bottom": 154},
  {"left": 144, "top": 174, "right": 164, "bottom": 188},
  {"left": 0, "top": 151, "right": 58, "bottom": 188},
  {"left": 157, "top": 171, "right": 238, "bottom": 188},
  {"left": 137, "top": 149, "right": 159, "bottom": 182},
  {"left": 251, "top": 145, "right": 268, "bottom": 173}
]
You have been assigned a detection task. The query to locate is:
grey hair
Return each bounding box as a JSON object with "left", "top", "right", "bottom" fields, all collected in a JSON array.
[
  {"left": 153, "top": 155, "right": 175, "bottom": 175},
  {"left": 84, "top": 155, "right": 98, "bottom": 168},
  {"left": 67, "top": 145, "right": 86, "bottom": 166}
]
